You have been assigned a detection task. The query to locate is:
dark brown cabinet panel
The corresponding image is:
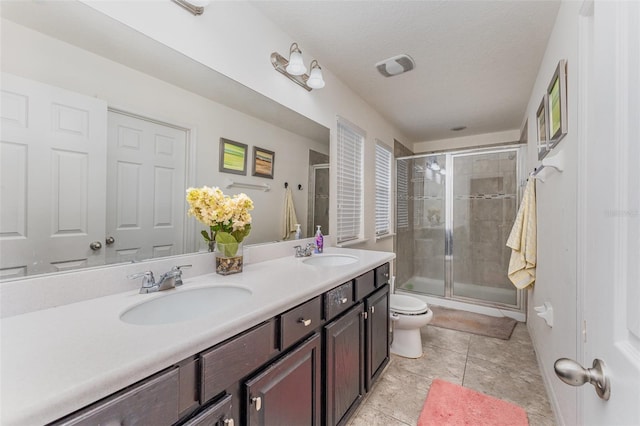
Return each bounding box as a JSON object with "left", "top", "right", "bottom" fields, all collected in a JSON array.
[
  {"left": 365, "top": 284, "right": 390, "bottom": 391},
  {"left": 324, "top": 303, "right": 365, "bottom": 426},
  {"left": 324, "top": 280, "right": 354, "bottom": 321},
  {"left": 52, "top": 367, "right": 180, "bottom": 426},
  {"left": 354, "top": 270, "right": 375, "bottom": 302},
  {"left": 245, "top": 333, "right": 322, "bottom": 426},
  {"left": 281, "top": 296, "right": 322, "bottom": 348},
  {"left": 181, "top": 393, "right": 233, "bottom": 426},
  {"left": 201, "top": 319, "right": 278, "bottom": 404},
  {"left": 375, "top": 262, "right": 390, "bottom": 287}
]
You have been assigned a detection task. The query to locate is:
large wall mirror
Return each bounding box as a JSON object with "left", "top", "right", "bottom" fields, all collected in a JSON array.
[{"left": 0, "top": 1, "right": 330, "bottom": 280}]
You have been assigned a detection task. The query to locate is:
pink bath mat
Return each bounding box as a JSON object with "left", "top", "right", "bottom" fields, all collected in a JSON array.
[{"left": 417, "top": 379, "right": 529, "bottom": 426}]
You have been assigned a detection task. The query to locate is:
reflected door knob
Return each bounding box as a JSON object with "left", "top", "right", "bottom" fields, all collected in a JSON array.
[
  {"left": 554, "top": 358, "right": 610, "bottom": 400},
  {"left": 89, "top": 241, "right": 102, "bottom": 251}
]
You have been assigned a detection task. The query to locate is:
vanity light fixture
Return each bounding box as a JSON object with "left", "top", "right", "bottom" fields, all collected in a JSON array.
[
  {"left": 271, "top": 43, "right": 325, "bottom": 91},
  {"left": 429, "top": 159, "right": 441, "bottom": 171},
  {"left": 171, "top": 0, "right": 210, "bottom": 16}
]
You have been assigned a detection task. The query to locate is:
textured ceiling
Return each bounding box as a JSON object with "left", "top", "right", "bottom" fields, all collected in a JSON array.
[{"left": 251, "top": 1, "right": 561, "bottom": 143}]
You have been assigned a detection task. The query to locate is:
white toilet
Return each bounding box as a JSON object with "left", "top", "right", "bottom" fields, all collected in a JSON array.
[{"left": 389, "top": 293, "right": 434, "bottom": 358}]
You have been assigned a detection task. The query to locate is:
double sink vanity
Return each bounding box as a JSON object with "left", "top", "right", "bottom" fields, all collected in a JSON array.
[{"left": 1, "top": 247, "right": 394, "bottom": 426}]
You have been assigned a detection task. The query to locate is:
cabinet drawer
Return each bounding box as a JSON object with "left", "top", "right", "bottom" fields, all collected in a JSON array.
[
  {"left": 354, "top": 270, "right": 375, "bottom": 301},
  {"left": 281, "top": 296, "right": 322, "bottom": 349},
  {"left": 201, "top": 319, "right": 278, "bottom": 404},
  {"left": 53, "top": 368, "right": 180, "bottom": 426},
  {"left": 324, "top": 281, "right": 354, "bottom": 321},
  {"left": 375, "top": 263, "right": 390, "bottom": 287}
]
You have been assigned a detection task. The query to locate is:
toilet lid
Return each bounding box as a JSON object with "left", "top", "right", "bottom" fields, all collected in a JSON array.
[{"left": 390, "top": 294, "right": 428, "bottom": 315}]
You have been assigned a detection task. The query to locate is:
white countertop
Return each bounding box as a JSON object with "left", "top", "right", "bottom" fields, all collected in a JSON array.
[{"left": 0, "top": 247, "right": 394, "bottom": 426}]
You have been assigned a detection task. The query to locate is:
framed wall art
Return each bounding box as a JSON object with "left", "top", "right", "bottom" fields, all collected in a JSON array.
[
  {"left": 219, "top": 138, "right": 248, "bottom": 175},
  {"left": 252, "top": 146, "right": 275, "bottom": 179},
  {"left": 536, "top": 94, "right": 549, "bottom": 160},
  {"left": 547, "top": 59, "right": 568, "bottom": 148}
]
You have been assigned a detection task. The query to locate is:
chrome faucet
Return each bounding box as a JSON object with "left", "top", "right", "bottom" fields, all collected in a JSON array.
[
  {"left": 294, "top": 243, "right": 315, "bottom": 257},
  {"left": 128, "top": 264, "right": 192, "bottom": 294}
]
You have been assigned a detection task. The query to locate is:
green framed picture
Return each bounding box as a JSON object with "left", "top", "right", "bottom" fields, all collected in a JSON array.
[
  {"left": 547, "top": 59, "right": 568, "bottom": 148},
  {"left": 219, "top": 138, "right": 248, "bottom": 175}
]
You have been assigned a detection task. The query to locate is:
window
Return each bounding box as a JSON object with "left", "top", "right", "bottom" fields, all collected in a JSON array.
[
  {"left": 396, "top": 159, "right": 409, "bottom": 230},
  {"left": 375, "top": 141, "right": 392, "bottom": 237},
  {"left": 336, "top": 118, "right": 364, "bottom": 243}
]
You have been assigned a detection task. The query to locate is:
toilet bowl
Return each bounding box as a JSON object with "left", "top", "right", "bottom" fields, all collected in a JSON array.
[{"left": 390, "top": 293, "right": 433, "bottom": 358}]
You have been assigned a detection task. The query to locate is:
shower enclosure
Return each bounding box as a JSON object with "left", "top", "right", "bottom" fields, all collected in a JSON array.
[{"left": 395, "top": 146, "right": 525, "bottom": 313}]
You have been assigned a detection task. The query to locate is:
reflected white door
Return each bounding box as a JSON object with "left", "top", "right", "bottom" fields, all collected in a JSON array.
[
  {"left": 579, "top": 1, "right": 640, "bottom": 424},
  {"left": 0, "top": 73, "right": 107, "bottom": 278},
  {"left": 106, "top": 111, "right": 186, "bottom": 264}
]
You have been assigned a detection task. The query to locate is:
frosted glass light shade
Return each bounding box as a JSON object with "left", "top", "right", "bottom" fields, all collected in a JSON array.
[
  {"left": 307, "top": 67, "right": 325, "bottom": 89},
  {"left": 286, "top": 51, "right": 307, "bottom": 75}
]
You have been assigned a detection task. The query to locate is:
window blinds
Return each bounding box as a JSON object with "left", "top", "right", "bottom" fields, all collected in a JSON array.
[
  {"left": 375, "top": 141, "right": 392, "bottom": 236},
  {"left": 396, "top": 159, "right": 409, "bottom": 230},
  {"left": 337, "top": 119, "right": 364, "bottom": 243}
]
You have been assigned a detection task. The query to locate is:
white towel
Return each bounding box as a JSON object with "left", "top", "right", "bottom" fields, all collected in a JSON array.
[
  {"left": 506, "top": 178, "right": 537, "bottom": 289},
  {"left": 282, "top": 187, "right": 299, "bottom": 240}
]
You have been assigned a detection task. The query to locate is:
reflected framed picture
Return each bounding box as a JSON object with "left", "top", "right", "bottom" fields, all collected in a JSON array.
[
  {"left": 219, "top": 138, "right": 248, "bottom": 175},
  {"left": 537, "top": 94, "right": 549, "bottom": 160},
  {"left": 547, "top": 59, "right": 568, "bottom": 148},
  {"left": 252, "top": 146, "right": 275, "bottom": 179}
]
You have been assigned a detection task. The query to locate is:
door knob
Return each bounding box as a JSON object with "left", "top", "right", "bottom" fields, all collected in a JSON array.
[
  {"left": 554, "top": 358, "right": 610, "bottom": 400},
  {"left": 105, "top": 236, "right": 115, "bottom": 245},
  {"left": 89, "top": 241, "right": 102, "bottom": 251}
]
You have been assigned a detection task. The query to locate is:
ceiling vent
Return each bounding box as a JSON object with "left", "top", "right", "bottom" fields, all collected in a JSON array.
[{"left": 375, "top": 54, "right": 415, "bottom": 77}]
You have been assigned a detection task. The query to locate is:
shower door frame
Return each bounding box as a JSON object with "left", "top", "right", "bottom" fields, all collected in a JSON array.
[{"left": 397, "top": 144, "right": 527, "bottom": 313}]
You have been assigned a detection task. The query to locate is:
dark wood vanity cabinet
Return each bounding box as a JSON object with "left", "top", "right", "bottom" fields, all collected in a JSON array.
[
  {"left": 324, "top": 303, "right": 365, "bottom": 426},
  {"left": 51, "top": 262, "right": 391, "bottom": 426},
  {"left": 245, "top": 333, "right": 322, "bottom": 426}
]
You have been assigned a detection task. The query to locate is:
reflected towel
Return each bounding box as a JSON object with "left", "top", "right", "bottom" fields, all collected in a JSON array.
[
  {"left": 506, "top": 178, "right": 537, "bottom": 289},
  {"left": 282, "top": 187, "right": 299, "bottom": 240}
]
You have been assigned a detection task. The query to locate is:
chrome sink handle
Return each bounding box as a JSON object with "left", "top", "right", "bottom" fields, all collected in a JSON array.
[
  {"left": 170, "top": 264, "right": 192, "bottom": 286},
  {"left": 127, "top": 271, "right": 157, "bottom": 293}
]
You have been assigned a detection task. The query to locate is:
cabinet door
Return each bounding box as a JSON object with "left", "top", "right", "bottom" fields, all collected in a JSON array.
[
  {"left": 181, "top": 393, "right": 234, "bottom": 426},
  {"left": 324, "top": 303, "right": 365, "bottom": 426},
  {"left": 245, "top": 333, "right": 321, "bottom": 426},
  {"left": 365, "top": 284, "right": 390, "bottom": 391}
]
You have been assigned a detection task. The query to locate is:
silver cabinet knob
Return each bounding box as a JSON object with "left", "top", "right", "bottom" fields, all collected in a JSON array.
[
  {"left": 340, "top": 297, "right": 348, "bottom": 304},
  {"left": 251, "top": 396, "right": 262, "bottom": 411},
  {"left": 223, "top": 418, "right": 234, "bottom": 426},
  {"left": 298, "top": 318, "right": 312, "bottom": 327},
  {"left": 105, "top": 236, "right": 115, "bottom": 245},
  {"left": 554, "top": 358, "right": 610, "bottom": 400},
  {"left": 89, "top": 241, "right": 102, "bottom": 251}
]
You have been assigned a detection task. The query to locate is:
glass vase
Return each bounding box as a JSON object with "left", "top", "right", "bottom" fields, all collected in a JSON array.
[{"left": 215, "top": 241, "right": 243, "bottom": 275}]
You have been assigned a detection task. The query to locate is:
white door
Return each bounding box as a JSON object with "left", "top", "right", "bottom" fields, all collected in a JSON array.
[
  {"left": 569, "top": 1, "right": 640, "bottom": 424},
  {"left": 106, "top": 111, "right": 186, "bottom": 264},
  {"left": 0, "top": 73, "right": 107, "bottom": 278}
]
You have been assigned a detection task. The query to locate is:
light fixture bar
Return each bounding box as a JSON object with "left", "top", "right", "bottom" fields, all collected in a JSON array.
[
  {"left": 271, "top": 52, "right": 312, "bottom": 91},
  {"left": 172, "top": 0, "right": 205, "bottom": 16}
]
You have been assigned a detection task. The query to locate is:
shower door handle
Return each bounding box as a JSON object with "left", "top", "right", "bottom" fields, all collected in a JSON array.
[{"left": 445, "top": 228, "right": 453, "bottom": 258}]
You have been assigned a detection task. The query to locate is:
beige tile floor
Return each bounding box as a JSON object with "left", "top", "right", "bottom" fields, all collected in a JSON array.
[{"left": 347, "top": 322, "right": 556, "bottom": 426}]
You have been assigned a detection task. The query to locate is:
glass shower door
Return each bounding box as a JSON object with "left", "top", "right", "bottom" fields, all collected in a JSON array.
[
  {"left": 450, "top": 150, "right": 518, "bottom": 305},
  {"left": 395, "top": 155, "right": 446, "bottom": 297}
]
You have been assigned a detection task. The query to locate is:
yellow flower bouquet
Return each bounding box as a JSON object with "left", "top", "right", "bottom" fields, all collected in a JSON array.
[{"left": 186, "top": 186, "right": 254, "bottom": 257}]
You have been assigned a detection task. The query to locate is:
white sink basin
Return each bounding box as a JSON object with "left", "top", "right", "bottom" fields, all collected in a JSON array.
[
  {"left": 302, "top": 254, "right": 359, "bottom": 267},
  {"left": 120, "top": 286, "right": 252, "bottom": 325}
]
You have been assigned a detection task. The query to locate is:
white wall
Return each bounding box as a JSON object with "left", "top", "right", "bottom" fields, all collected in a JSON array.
[
  {"left": 1, "top": 19, "right": 328, "bottom": 246},
  {"left": 80, "top": 0, "right": 410, "bottom": 253},
  {"left": 413, "top": 129, "right": 521, "bottom": 153},
  {"left": 521, "top": 2, "right": 582, "bottom": 425}
]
